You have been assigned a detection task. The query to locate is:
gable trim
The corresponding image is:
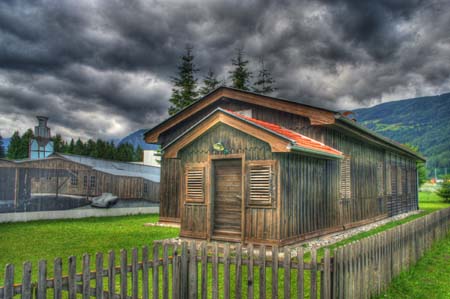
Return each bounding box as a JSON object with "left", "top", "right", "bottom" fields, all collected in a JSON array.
[
  {"left": 145, "top": 87, "right": 337, "bottom": 143},
  {"left": 163, "top": 110, "right": 292, "bottom": 158}
]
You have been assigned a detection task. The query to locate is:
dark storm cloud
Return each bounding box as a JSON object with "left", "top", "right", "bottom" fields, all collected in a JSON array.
[{"left": 0, "top": 0, "right": 449, "bottom": 140}]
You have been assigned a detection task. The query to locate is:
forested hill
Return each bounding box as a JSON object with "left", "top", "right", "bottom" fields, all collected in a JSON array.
[{"left": 353, "top": 92, "right": 450, "bottom": 172}]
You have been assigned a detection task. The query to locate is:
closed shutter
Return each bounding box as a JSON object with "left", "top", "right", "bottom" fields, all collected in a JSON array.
[
  {"left": 185, "top": 164, "right": 206, "bottom": 203},
  {"left": 340, "top": 156, "right": 351, "bottom": 199},
  {"left": 246, "top": 160, "right": 277, "bottom": 207},
  {"left": 397, "top": 167, "right": 404, "bottom": 196},
  {"left": 386, "top": 164, "right": 392, "bottom": 195},
  {"left": 377, "top": 161, "right": 384, "bottom": 197}
]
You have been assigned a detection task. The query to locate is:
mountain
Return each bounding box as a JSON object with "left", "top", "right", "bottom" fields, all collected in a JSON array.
[
  {"left": 353, "top": 92, "right": 450, "bottom": 175},
  {"left": 118, "top": 129, "right": 159, "bottom": 150},
  {"left": 1, "top": 137, "right": 10, "bottom": 151}
]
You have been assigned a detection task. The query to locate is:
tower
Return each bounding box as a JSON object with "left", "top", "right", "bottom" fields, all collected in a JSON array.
[{"left": 29, "top": 116, "right": 54, "bottom": 159}]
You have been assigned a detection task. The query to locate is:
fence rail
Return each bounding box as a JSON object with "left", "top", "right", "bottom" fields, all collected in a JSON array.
[{"left": 1, "top": 207, "right": 450, "bottom": 299}]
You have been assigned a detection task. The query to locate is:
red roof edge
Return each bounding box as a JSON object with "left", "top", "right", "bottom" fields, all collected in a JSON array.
[{"left": 226, "top": 110, "right": 343, "bottom": 157}]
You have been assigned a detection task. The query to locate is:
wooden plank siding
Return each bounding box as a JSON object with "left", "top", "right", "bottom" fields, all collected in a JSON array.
[
  {"left": 158, "top": 96, "right": 420, "bottom": 244},
  {"left": 177, "top": 123, "right": 279, "bottom": 243}
]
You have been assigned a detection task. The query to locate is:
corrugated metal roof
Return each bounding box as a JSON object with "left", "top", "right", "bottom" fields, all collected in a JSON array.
[{"left": 58, "top": 154, "right": 160, "bottom": 182}]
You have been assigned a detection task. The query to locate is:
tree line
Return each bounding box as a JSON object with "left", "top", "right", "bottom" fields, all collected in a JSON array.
[
  {"left": 169, "top": 46, "right": 276, "bottom": 115},
  {"left": 2, "top": 129, "right": 143, "bottom": 162}
]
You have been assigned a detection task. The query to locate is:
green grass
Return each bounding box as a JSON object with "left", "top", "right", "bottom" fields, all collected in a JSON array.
[
  {"left": 0, "top": 192, "right": 449, "bottom": 298},
  {"left": 0, "top": 214, "right": 179, "bottom": 284},
  {"left": 376, "top": 232, "right": 450, "bottom": 299}
]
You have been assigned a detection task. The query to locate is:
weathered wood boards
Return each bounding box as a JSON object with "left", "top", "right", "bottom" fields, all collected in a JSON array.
[{"left": 157, "top": 89, "right": 421, "bottom": 245}]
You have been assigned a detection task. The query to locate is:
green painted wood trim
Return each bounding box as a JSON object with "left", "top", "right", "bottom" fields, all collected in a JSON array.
[{"left": 290, "top": 145, "right": 343, "bottom": 160}]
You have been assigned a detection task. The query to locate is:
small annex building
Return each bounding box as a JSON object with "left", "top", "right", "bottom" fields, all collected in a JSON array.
[
  {"left": 0, "top": 153, "right": 160, "bottom": 213},
  {"left": 144, "top": 87, "right": 425, "bottom": 245}
]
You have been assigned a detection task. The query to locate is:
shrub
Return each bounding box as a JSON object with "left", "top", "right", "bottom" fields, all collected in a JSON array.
[{"left": 436, "top": 175, "right": 450, "bottom": 202}]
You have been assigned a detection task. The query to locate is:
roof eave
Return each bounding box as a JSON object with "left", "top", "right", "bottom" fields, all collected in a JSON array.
[
  {"left": 336, "top": 116, "right": 426, "bottom": 162},
  {"left": 290, "top": 145, "right": 343, "bottom": 160}
]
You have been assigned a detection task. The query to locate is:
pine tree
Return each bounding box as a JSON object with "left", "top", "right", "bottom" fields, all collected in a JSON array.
[
  {"left": 20, "top": 129, "right": 33, "bottom": 159},
  {"left": 199, "top": 69, "right": 221, "bottom": 96},
  {"left": 52, "top": 134, "right": 64, "bottom": 153},
  {"left": 0, "top": 135, "right": 5, "bottom": 158},
  {"left": 229, "top": 48, "right": 252, "bottom": 91},
  {"left": 168, "top": 46, "right": 199, "bottom": 115},
  {"left": 7, "top": 131, "right": 21, "bottom": 159},
  {"left": 253, "top": 58, "right": 276, "bottom": 94},
  {"left": 74, "top": 139, "right": 85, "bottom": 155},
  {"left": 134, "top": 145, "right": 143, "bottom": 162},
  {"left": 68, "top": 139, "right": 75, "bottom": 154}
]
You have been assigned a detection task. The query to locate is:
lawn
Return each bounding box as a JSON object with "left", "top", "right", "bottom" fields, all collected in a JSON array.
[{"left": 0, "top": 214, "right": 179, "bottom": 285}]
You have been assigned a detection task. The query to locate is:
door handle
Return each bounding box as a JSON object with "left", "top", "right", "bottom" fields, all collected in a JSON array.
[{"left": 236, "top": 195, "right": 242, "bottom": 199}]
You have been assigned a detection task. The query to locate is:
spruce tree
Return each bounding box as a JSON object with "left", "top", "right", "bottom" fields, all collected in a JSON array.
[
  {"left": 74, "top": 139, "right": 85, "bottom": 155},
  {"left": 229, "top": 48, "right": 252, "bottom": 91},
  {"left": 253, "top": 58, "right": 276, "bottom": 94},
  {"left": 168, "top": 46, "right": 199, "bottom": 115},
  {"left": 52, "top": 134, "right": 64, "bottom": 153},
  {"left": 20, "top": 129, "right": 33, "bottom": 159},
  {"left": 68, "top": 139, "right": 75, "bottom": 154},
  {"left": 7, "top": 131, "right": 21, "bottom": 159},
  {"left": 0, "top": 135, "right": 5, "bottom": 158},
  {"left": 199, "top": 69, "right": 221, "bottom": 96},
  {"left": 134, "top": 145, "right": 143, "bottom": 162}
]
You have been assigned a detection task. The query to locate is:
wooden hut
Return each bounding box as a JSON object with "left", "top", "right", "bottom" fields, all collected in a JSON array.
[
  {"left": 144, "top": 87, "right": 425, "bottom": 245},
  {"left": 0, "top": 153, "right": 160, "bottom": 213}
]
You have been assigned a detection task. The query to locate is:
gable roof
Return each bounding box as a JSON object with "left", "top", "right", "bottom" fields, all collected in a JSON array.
[
  {"left": 144, "top": 86, "right": 337, "bottom": 143},
  {"left": 163, "top": 108, "right": 343, "bottom": 159},
  {"left": 146, "top": 86, "right": 425, "bottom": 161}
]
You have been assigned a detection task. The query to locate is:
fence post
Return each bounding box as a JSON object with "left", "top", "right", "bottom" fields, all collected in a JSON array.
[
  {"left": 4, "top": 264, "right": 14, "bottom": 299},
  {"left": 132, "top": 248, "right": 139, "bottom": 299},
  {"left": 188, "top": 242, "right": 198, "bottom": 299},
  {"left": 68, "top": 256, "right": 76, "bottom": 299},
  {"left": 82, "top": 254, "right": 90, "bottom": 299},
  {"left": 108, "top": 251, "right": 116, "bottom": 299},
  {"left": 96, "top": 253, "right": 104, "bottom": 299},
  {"left": 54, "top": 258, "right": 63, "bottom": 299},
  {"left": 283, "top": 247, "right": 291, "bottom": 299},
  {"left": 180, "top": 242, "right": 188, "bottom": 299},
  {"left": 37, "top": 260, "right": 47, "bottom": 299},
  {"left": 120, "top": 249, "right": 128, "bottom": 299},
  {"left": 22, "top": 261, "right": 33, "bottom": 299}
]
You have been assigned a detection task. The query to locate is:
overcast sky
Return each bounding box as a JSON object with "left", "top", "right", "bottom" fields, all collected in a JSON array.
[{"left": 0, "top": 0, "right": 449, "bottom": 141}]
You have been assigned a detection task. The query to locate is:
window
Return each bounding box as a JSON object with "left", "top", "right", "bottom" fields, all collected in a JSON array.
[
  {"left": 143, "top": 182, "right": 148, "bottom": 193},
  {"left": 376, "top": 161, "right": 384, "bottom": 197},
  {"left": 340, "top": 156, "right": 351, "bottom": 200},
  {"left": 71, "top": 171, "right": 78, "bottom": 186},
  {"left": 90, "top": 176, "right": 96, "bottom": 189},
  {"left": 246, "top": 160, "right": 277, "bottom": 207},
  {"left": 185, "top": 164, "right": 206, "bottom": 203},
  {"left": 83, "top": 176, "right": 88, "bottom": 189}
]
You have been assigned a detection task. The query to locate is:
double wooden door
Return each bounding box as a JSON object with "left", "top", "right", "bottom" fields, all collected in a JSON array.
[{"left": 212, "top": 159, "right": 242, "bottom": 240}]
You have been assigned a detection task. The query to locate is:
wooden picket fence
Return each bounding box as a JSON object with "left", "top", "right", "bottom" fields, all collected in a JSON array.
[
  {"left": 0, "top": 241, "right": 331, "bottom": 299},
  {"left": 1, "top": 207, "right": 450, "bottom": 299},
  {"left": 333, "top": 207, "right": 450, "bottom": 299}
]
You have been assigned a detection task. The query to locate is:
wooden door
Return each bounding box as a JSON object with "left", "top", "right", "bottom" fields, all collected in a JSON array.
[{"left": 213, "top": 159, "right": 242, "bottom": 240}]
